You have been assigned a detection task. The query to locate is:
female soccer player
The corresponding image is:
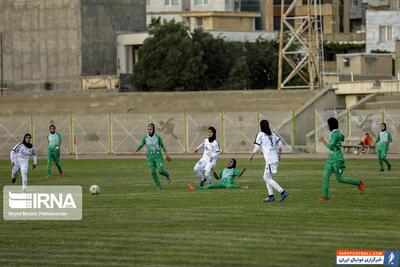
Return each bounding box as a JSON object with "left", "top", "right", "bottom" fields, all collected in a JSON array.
[
  {"left": 10, "top": 133, "right": 38, "bottom": 192},
  {"left": 188, "top": 159, "right": 247, "bottom": 190},
  {"left": 375, "top": 122, "right": 392, "bottom": 171},
  {"left": 193, "top": 126, "right": 220, "bottom": 186},
  {"left": 47, "top": 124, "right": 64, "bottom": 178},
  {"left": 249, "top": 119, "right": 288, "bottom": 202},
  {"left": 319, "top": 117, "right": 364, "bottom": 201},
  {"left": 135, "top": 123, "right": 171, "bottom": 191}
]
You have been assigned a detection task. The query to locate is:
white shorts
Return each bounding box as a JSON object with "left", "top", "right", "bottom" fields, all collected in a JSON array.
[
  {"left": 194, "top": 158, "right": 217, "bottom": 173},
  {"left": 265, "top": 162, "right": 279, "bottom": 174}
]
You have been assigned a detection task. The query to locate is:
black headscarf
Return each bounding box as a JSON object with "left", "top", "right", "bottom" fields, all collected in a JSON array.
[
  {"left": 381, "top": 122, "right": 387, "bottom": 131},
  {"left": 23, "top": 133, "right": 33, "bottom": 148},
  {"left": 148, "top": 123, "right": 155, "bottom": 137},
  {"left": 260, "top": 120, "right": 272, "bottom": 136},
  {"left": 327, "top": 117, "right": 338, "bottom": 132},
  {"left": 208, "top": 126, "right": 216, "bottom": 142},
  {"left": 228, "top": 158, "right": 237, "bottom": 169}
]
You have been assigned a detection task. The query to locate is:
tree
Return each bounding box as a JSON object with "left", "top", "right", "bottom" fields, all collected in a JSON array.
[
  {"left": 133, "top": 20, "right": 286, "bottom": 91},
  {"left": 245, "top": 38, "right": 280, "bottom": 89},
  {"left": 133, "top": 19, "right": 206, "bottom": 91}
]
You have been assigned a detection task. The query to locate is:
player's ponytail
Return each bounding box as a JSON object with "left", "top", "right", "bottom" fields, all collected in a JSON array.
[
  {"left": 327, "top": 117, "right": 338, "bottom": 132},
  {"left": 208, "top": 126, "right": 216, "bottom": 142},
  {"left": 260, "top": 120, "right": 272, "bottom": 136}
]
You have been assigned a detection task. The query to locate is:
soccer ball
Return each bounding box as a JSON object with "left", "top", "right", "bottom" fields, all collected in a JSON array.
[{"left": 89, "top": 185, "right": 101, "bottom": 195}]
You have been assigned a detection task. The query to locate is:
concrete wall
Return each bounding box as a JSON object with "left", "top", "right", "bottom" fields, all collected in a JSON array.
[
  {"left": 80, "top": 0, "right": 146, "bottom": 76},
  {"left": 336, "top": 54, "right": 393, "bottom": 76},
  {"left": 207, "top": 16, "right": 255, "bottom": 31},
  {"left": 0, "top": 0, "right": 146, "bottom": 91},
  {"left": 366, "top": 10, "right": 400, "bottom": 53},
  {"left": 0, "top": 90, "right": 316, "bottom": 115},
  {"left": 278, "top": 89, "right": 339, "bottom": 146},
  {"left": 0, "top": 0, "right": 82, "bottom": 91}
]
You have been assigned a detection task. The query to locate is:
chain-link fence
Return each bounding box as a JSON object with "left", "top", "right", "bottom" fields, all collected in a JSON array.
[
  {"left": 307, "top": 109, "right": 399, "bottom": 153},
  {"left": 0, "top": 109, "right": 398, "bottom": 156}
]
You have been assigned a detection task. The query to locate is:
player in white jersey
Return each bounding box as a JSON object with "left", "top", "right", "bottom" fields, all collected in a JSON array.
[
  {"left": 194, "top": 126, "right": 220, "bottom": 186},
  {"left": 10, "top": 133, "right": 38, "bottom": 192},
  {"left": 249, "top": 120, "right": 288, "bottom": 202}
]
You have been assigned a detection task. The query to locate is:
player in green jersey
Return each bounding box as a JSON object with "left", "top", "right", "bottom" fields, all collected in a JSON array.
[
  {"left": 135, "top": 123, "right": 171, "bottom": 190},
  {"left": 47, "top": 125, "right": 63, "bottom": 178},
  {"left": 375, "top": 122, "right": 392, "bottom": 172},
  {"left": 319, "top": 118, "right": 364, "bottom": 201},
  {"left": 188, "top": 159, "right": 247, "bottom": 190}
]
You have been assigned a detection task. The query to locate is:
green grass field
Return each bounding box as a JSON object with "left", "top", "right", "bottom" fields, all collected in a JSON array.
[{"left": 0, "top": 157, "right": 399, "bottom": 266}]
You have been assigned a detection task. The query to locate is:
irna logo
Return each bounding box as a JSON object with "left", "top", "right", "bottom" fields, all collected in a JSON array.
[{"left": 8, "top": 192, "right": 77, "bottom": 209}]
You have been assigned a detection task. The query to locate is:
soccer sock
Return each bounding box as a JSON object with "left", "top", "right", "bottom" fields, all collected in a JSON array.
[
  {"left": 194, "top": 167, "right": 205, "bottom": 181},
  {"left": 158, "top": 169, "right": 169, "bottom": 178},
  {"left": 382, "top": 158, "right": 390, "bottom": 167},
  {"left": 55, "top": 160, "right": 63, "bottom": 174},
  {"left": 11, "top": 167, "right": 19, "bottom": 180},
  {"left": 378, "top": 158, "right": 384, "bottom": 170},
  {"left": 21, "top": 165, "right": 28, "bottom": 192},
  {"left": 264, "top": 172, "right": 283, "bottom": 194},
  {"left": 205, "top": 169, "right": 213, "bottom": 183},
  {"left": 150, "top": 167, "right": 161, "bottom": 189},
  {"left": 47, "top": 159, "right": 52, "bottom": 176},
  {"left": 266, "top": 182, "right": 273, "bottom": 195}
]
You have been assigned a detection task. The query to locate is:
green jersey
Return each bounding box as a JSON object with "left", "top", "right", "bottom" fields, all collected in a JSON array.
[
  {"left": 137, "top": 134, "right": 166, "bottom": 158},
  {"left": 48, "top": 132, "right": 62, "bottom": 150},
  {"left": 376, "top": 130, "right": 392, "bottom": 148},
  {"left": 325, "top": 129, "right": 345, "bottom": 163},
  {"left": 219, "top": 168, "right": 241, "bottom": 184}
]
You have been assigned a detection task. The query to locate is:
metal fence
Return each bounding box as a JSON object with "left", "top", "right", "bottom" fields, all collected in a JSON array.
[
  {"left": 310, "top": 109, "right": 400, "bottom": 153},
  {"left": 0, "top": 109, "right": 398, "bottom": 156}
]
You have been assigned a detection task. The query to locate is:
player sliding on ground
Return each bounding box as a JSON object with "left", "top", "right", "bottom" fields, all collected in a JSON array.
[
  {"left": 10, "top": 133, "right": 37, "bottom": 192},
  {"left": 318, "top": 117, "right": 364, "bottom": 202},
  {"left": 249, "top": 119, "right": 289, "bottom": 202},
  {"left": 47, "top": 124, "right": 64, "bottom": 178},
  {"left": 135, "top": 123, "right": 171, "bottom": 191},
  {"left": 193, "top": 126, "right": 220, "bottom": 186},
  {"left": 375, "top": 122, "right": 392, "bottom": 172},
  {"left": 188, "top": 159, "right": 248, "bottom": 190}
]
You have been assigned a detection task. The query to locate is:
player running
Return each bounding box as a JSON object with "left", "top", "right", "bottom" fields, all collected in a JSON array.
[
  {"left": 47, "top": 124, "right": 64, "bottom": 178},
  {"left": 188, "top": 159, "right": 247, "bottom": 190},
  {"left": 249, "top": 119, "right": 288, "bottom": 202},
  {"left": 10, "top": 133, "right": 38, "bottom": 192},
  {"left": 135, "top": 123, "right": 171, "bottom": 191},
  {"left": 375, "top": 122, "right": 392, "bottom": 172},
  {"left": 193, "top": 126, "right": 220, "bottom": 186},
  {"left": 318, "top": 117, "right": 364, "bottom": 201}
]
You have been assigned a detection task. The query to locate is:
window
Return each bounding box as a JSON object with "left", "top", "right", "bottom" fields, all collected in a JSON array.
[
  {"left": 196, "top": 17, "right": 203, "bottom": 27},
  {"left": 343, "top": 57, "right": 350, "bottom": 67},
  {"left": 351, "top": 0, "right": 358, "bottom": 7},
  {"left": 146, "top": 0, "right": 151, "bottom": 5},
  {"left": 379, "top": 25, "right": 393, "bottom": 43},
  {"left": 194, "top": 0, "right": 208, "bottom": 6},
  {"left": 165, "top": 0, "right": 179, "bottom": 6}
]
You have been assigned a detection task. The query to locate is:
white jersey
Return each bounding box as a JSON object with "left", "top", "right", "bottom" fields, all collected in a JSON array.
[
  {"left": 253, "top": 132, "right": 283, "bottom": 164},
  {"left": 10, "top": 143, "right": 38, "bottom": 165},
  {"left": 196, "top": 138, "right": 220, "bottom": 162}
]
